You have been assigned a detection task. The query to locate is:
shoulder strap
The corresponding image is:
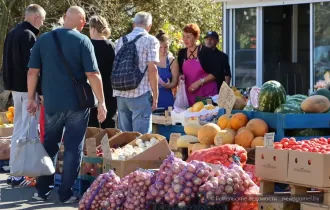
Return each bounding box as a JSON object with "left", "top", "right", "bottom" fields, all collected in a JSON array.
[
  {"left": 132, "top": 34, "right": 145, "bottom": 43},
  {"left": 122, "top": 36, "right": 128, "bottom": 44},
  {"left": 52, "top": 31, "right": 78, "bottom": 84}
]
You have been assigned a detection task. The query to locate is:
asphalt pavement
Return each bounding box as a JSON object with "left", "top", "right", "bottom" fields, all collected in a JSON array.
[{"left": 0, "top": 174, "right": 78, "bottom": 210}]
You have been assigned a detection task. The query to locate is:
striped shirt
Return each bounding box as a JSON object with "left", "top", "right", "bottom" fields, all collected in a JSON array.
[{"left": 113, "top": 27, "right": 160, "bottom": 98}]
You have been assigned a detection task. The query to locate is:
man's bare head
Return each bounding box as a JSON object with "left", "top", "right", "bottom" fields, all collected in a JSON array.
[
  {"left": 63, "top": 6, "right": 86, "bottom": 31},
  {"left": 24, "top": 4, "right": 46, "bottom": 29}
]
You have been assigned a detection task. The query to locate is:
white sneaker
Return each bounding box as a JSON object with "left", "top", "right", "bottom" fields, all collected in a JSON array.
[
  {"left": 61, "top": 196, "right": 79, "bottom": 204},
  {"left": 32, "top": 192, "right": 47, "bottom": 201}
]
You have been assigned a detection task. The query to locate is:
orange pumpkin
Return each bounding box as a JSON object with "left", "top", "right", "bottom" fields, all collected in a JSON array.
[
  {"left": 231, "top": 113, "right": 248, "bottom": 131},
  {"left": 235, "top": 130, "right": 254, "bottom": 148},
  {"left": 217, "top": 115, "right": 230, "bottom": 129},
  {"left": 246, "top": 119, "right": 269, "bottom": 137}
]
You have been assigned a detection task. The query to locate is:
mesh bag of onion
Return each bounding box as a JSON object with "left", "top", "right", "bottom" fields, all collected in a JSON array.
[
  {"left": 243, "top": 164, "right": 260, "bottom": 187},
  {"left": 79, "top": 170, "right": 120, "bottom": 210},
  {"left": 147, "top": 153, "right": 187, "bottom": 204},
  {"left": 123, "top": 169, "right": 155, "bottom": 210},
  {"left": 187, "top": 144, "right": 247, "bottom": 167},
  {"left": 198, "top": 164, "right": 259, "bottom": 206},
  {"left": 102, "top": 176, "right": 129, "bottom": 210},
  {"left": 164, "top": 160, "right": 213, "bottom": 207}
]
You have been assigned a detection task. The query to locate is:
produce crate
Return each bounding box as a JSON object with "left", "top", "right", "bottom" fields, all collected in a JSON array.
[
  {"left": 150, "top": 203, "right": 229, "bottom": 210},
  {"left": 0, "top": 159, "right": 9, "bottom": 173},
  {"left": 157, "top": 125, "right": 185, "bottom": 141},
  {"left": 218, "top": 109, "right": 330, "bottom": 141},
  {"left": 80, "top": 156, "right": 103, "bottom": 178},
  {"left": 54, "top": 174, "right": 87, "bottom": 195},
  {"left": 259, "top": 178, "right": 328, "bottom": 208}
]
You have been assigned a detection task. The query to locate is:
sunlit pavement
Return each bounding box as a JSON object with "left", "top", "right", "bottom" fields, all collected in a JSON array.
[{"left": 0, "top": 173, "right": 78, "bottom": 210}]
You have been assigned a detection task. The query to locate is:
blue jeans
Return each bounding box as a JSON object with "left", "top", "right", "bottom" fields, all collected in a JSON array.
[
  {"left": 117, "top": 91, "right": 152, "bottom": 134},
  {"left": 35, "top": 109, "right": 89, "bottom": 202}
]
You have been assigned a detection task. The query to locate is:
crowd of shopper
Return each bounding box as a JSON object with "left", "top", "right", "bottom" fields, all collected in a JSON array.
[{"left": 1, "top": 4, "right": 231, "bottom": 204}]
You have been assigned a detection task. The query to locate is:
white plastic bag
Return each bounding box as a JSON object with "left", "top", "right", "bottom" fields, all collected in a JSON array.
[
  {"left": 174, "top": 79, "right": 189, "bottom": 109},
  {"left": 10, "top": 117, "right": 55, "bottom": 177}
]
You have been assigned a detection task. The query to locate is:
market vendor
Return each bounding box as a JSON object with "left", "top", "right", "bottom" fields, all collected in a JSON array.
[
  {"left": 155, "top": 30, "right": 179, "bottom": 109},
  {"left": 177, "top": 23, "right": 219, "bottom": 106}
]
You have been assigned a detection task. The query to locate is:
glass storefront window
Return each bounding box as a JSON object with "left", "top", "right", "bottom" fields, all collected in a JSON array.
[
  {"left": 234, "top": 8, "right": 257, "bottom": 88},
  {"left": 314, "top": 2, "right": 330, "bottom": 85}
]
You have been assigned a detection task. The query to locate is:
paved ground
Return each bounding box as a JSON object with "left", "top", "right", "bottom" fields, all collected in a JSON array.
[{"left": 0, "top": 174, "right": 78, "bottom": 210}]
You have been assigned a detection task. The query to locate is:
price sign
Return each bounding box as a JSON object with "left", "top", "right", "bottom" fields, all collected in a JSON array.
[
  {"left": 217, "top": 82, "right": 236, "bottom": 115},
  {"left": 264, "top": 132, "right": 275, "bottom": 148},
  {"left": 101, "top": 134, "right": 112, "bottom": 160},
  {"left": 86, "top": 138, "right": 97, "bottom": 157},
  {"left": 169, "top": 133, "right": 181, "bottom": 150}
]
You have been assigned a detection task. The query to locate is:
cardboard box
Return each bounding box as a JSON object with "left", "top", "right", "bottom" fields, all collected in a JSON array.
[
  {"left": 85, "top": 128, "right": 122, "bottom": 157},
  {"left": 288, "top": 150, "right": 330, "bottom": 187},
  {"left": 301, "top": 203, "right": 330, "bottom": 210},
  {"left": 259, "top": 202, "right": 300, "bottom": 210},
  {"left": 255, "top": 147, "right": 289, "bottom": 181},
  {"left": 188, "top": 143, "right": 212, "bottom": 156},
  {"left": 103, "top": 133, "right": 171, "bottom": 178},
  {"left": 0, "top": 127, "right": 13, "bottom": 137},
  {"left": 0, "top": 112, "right": 9, "bottom": 123},
  {"left": 83, "top": 127, "right": 103, "bottom": 152}
]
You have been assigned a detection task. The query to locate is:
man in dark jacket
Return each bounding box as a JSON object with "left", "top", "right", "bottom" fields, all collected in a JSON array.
[
  {"left": 204, "top": 31, "right": 232, "bottom": 88},
  {"left": 1, "top": 4, "right": 46, "bottom": 187}
]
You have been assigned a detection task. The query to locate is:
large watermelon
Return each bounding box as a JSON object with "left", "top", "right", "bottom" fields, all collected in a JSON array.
[
  {"left": 286, "top": 94, "right": 308, "bottom": 106},
  {"left": 258, "top": 80, "right": 286, "bottom": 112},
  {"left": 310, "top": 88, "right": 330, "bottom": 101},
  {"left": 274, "top": 104, "right": 303, "bottom": 114}
]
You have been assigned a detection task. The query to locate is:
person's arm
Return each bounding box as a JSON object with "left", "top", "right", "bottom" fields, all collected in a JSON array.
[
  {"left": 27, "top": 38, "right": 42, "bottom": 101},
  {"left": 223, "top": 53, "right": 231, "bottom": 85},
  {"left": 147, "top": 38, "right": 160, "bottom": 109},
  {"left": 167, "top": 57, "right": 179, "bottom": 88},
  {"left": 81, "top": 37, "right": 106, "bottom": 122},
  {"left": 27, "top": 38, "right": 42, "bottom": 114},
  {"left": 20, "top": 31, "right": 36, "bottom": 72}
]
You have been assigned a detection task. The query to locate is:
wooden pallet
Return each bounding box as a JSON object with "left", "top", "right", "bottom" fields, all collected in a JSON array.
[{"left": 260, "top": 178, "right": 330, "bottom": 206}]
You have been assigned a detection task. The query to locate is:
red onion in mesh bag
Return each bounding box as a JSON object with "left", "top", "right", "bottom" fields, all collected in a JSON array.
[
  {"left": 123, "top": 169, "right": 155, "bottom": 210},
  {"left": 198, "top": 164, "right": 259, "bottom": 205},
  {"left": 102, "top": 176, "right": 129, "bottom": 210},
  {"left": 147, "top": 154, "right": 187, "bottom": 204},
  {"left": 164, "top": 160, "right": 212, "bottom": 207},
  {"left": 78, "top": 170, "right": 120, "bottom": 210}
]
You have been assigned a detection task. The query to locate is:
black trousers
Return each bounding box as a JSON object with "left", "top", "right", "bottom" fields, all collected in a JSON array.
[{"left": 88, "top": 96, "right": 117, "bottom": 129}]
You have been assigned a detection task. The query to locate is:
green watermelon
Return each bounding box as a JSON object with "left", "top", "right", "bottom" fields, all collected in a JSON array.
[
  {"left": 243, "top": 105, "right": 256, "bottom": 111},
  {"left": 258, "top": 80, "right": 286, "bottom": 112},
  {"left": 274, "top": 104, "right": 303, "bottom": 114},
  {"left": 310, "top": 88, "right": 330, "bottom": 101},
  {"left": 286, "top": 94, "right": 308, "bottom": 106}
]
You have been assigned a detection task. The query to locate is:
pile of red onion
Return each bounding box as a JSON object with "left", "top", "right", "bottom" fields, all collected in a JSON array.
[
  {"left": 198, "top": 164, "right": 258, "bottom": 205},
  {"left": 102, "top": 176, "right": 129, "bottom": 210},
  {"left": 164, "top": 160, "right": 212, "bottom": 207},
  {"left": 123, "top": 169, "right": 154, "bottom": 210},
  {"left": 79, "top": 170, "right": 120, "bottom": 210},
  {"left": 147, "top": 154, "right": 187, "bottom": 204}
]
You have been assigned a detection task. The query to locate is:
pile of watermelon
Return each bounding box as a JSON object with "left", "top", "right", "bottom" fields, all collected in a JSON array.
[{"left": 244, "top": 80, "right": 330, "bottom": 114}]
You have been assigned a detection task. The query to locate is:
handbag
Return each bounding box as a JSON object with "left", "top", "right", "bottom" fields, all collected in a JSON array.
[
  {"left": 10, "top": 116, "right": 55, "bottom": 177},
  {"left": 52, "top": 31, "right": 96, "bottom": 109}
]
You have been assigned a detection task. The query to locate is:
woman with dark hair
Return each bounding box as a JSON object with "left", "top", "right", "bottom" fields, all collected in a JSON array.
[
  {"left": 177, "top": 23, "right": 219, "bottom": 106},
  {"left": 88, "top": 15, "right": 116, "bottom": 128},
  {"left": 155, "top": 30, "right": 179, "bottom": 109}
]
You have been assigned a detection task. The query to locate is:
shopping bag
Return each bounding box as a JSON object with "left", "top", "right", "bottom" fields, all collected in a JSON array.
[
  {"left": 10, "top": 117, "right": 55, "bottom": 177},
  {"left": 173, "top": 79, "right": 189, "bottom": 109}
]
